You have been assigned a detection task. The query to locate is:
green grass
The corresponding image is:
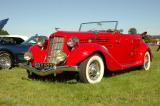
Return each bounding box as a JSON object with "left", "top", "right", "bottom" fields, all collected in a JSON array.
[{"left": 0, "top": 47, "right": 160, "bottom": 106}]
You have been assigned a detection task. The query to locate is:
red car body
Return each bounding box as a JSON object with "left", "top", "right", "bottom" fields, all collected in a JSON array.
[{"left": 21, "top": 21, "right": 152, "bottom": 83}]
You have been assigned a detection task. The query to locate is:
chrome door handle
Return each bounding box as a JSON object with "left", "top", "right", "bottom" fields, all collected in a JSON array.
[
  {"left": 131, "top": 40, "right": 134, "bottom": 44},
  {"left": 115, "top": 40, "right": 120, "bottom": 44}
]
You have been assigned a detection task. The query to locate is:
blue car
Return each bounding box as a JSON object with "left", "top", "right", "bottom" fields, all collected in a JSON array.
[{"left": 0, "top": 35, "right": 47, "bottom": 69}]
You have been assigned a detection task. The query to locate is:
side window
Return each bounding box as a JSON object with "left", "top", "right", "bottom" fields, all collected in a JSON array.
[
  {"left": 0, "top": 37, "right": 16, "bottom": 45},
  {"left": 12, "top": 38, "right": 24, "bottom": 44}
]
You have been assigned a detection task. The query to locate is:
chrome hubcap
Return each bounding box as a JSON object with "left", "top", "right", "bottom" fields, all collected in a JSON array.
[
  {"left": 0, "top": 54, "right": 11, "bottom": 69},
  {"left": 88, "top": 60, "right": 100, "bottom": 80}
]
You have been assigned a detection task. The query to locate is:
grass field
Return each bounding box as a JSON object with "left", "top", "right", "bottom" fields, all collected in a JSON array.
[{"left": 0, "top": 47, "right": 160, "bottom": 106}]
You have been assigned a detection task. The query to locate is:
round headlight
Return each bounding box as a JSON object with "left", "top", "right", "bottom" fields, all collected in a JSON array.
[
  {"left": 24, "top": 52, "right": 32, "bottom": 61},
  {"left": 67, "top": 37, "right": 79, "bottom": 47}
]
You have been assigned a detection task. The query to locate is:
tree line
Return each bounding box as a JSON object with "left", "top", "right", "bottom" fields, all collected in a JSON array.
[{"left": 0, "top": 29, "right": 9, "bottom": 35}]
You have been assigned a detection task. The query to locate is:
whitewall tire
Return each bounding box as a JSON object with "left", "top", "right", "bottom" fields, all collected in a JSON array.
[
  {"left": 142, "top": 51, "right": 151, "bottom": 71},
  {"left": 80, "top": 54, "right": 104, "bottom": 84}
]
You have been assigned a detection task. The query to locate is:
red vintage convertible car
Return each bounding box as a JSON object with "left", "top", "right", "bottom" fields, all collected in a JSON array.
[{"left": 20, "top": 21, "right": 152, "bottom": 84}]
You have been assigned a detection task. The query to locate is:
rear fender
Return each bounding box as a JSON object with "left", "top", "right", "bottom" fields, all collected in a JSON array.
[
  {"left": 135, "top": 44, "right": 153, "bottom": 64},
  {"left": 143, "top": 46, "right": 153, "bottom": 61}
]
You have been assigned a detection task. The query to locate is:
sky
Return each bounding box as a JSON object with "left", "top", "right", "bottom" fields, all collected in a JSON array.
[{"left": 0, "top": 0, "right": 160, "bottom": 36}]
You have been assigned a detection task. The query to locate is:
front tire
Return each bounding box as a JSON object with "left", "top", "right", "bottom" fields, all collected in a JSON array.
[
  {"left": 0, "top": 51, "right": 13, "bottom": 69},
  {"left": 79, "top": 54, "right": 104, "bottom": 84},
  {"left": 142, "top": 51, "right": 151, "bottom": 71}
]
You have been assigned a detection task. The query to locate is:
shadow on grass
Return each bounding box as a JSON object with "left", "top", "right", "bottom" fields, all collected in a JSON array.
[
  {"left": 104, "top": 66, "right": 142, "bottom": 77},
  {"left": 22, "top": 72, "right": 79, "bottom": 84},
  {"left": 22, "top": 67, "right": 142, "bottom": 84}
]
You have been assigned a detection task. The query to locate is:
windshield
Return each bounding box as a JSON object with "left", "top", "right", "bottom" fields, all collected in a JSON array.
[
  {"left": 79, "top": 21, "right": 118, "bottom": 32},
  {"left": 24, "top": 35, "right": 47, "bottom": 44}
]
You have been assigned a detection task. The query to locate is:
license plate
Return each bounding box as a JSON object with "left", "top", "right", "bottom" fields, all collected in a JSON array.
[{"left": 35, "top": 62, "right": 55, "bottom": 69}]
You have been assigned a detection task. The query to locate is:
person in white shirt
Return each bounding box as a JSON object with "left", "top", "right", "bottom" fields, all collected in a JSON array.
[{"left": 156, "top": 41, "right": 160, "bottom": 51}]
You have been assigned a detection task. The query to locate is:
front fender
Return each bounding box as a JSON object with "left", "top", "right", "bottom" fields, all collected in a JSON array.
[
  {"left": 65, "top": 43, "right": 124, "bottom": 71},
  {"left": 65, "top": 43, "right": 107, "bottom": 66},
  {"left": 29, "top": 45, "right": 47, "bottom": 63}
]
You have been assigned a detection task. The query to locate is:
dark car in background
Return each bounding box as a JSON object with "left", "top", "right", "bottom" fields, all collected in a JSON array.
[{"left": 0, "top": 35, "right": 47, "bottom": 69}]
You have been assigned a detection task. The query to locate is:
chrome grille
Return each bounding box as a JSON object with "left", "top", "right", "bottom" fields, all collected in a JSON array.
[{"left": 47, "top": 37, "right": 64, "bottom": 63}]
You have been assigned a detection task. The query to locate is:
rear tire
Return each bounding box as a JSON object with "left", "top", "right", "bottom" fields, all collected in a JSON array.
[
  {"left": 0, "top": 51, "right": 13, "bottom": 69},
  {"left": 79, "top": 54, "right": 104, "bottom": 84},
  {"left": 141, "top": 51, "right": 151, "bottom": 71}
]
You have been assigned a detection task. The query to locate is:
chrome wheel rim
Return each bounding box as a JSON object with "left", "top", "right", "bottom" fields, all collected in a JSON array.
[
  {"left": 0, "top": 53, "right": 11, "bottom": 69},
  {"left": 88, "top": 60, "right": 100, "bottom": 81},
  {"left": 144, "top": 52, "right": 150, "bottom": 70}
]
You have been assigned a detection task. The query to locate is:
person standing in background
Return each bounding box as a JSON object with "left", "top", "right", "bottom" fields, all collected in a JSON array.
[{"left": 156, "top": 41, "right": 160, "bottom": 51}]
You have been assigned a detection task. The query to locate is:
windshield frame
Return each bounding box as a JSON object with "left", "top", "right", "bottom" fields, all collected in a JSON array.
[
  {"left": 22, "top": 35, "right": 47, "bottom": 45},
  {"left": 79, "top": 21, "right": 118, "bottom": 32}
]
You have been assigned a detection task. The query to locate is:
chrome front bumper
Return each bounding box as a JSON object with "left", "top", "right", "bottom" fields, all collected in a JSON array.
[{"left": 19, "top": 63, "right": 79, "bottom": 76}]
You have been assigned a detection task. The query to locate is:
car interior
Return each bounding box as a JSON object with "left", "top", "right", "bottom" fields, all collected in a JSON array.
[{"left": 0, "top": 37, "right": 24, "bottom": 45}]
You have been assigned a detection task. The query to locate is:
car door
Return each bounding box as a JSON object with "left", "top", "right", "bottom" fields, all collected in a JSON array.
[
  {"left": 97, "top": 32, "right": 131, "bottom": 65},
  {"left": 129, "top": 34, "right": 142, "bottom": 63},
  {"left": 119, "top": 34, "right": 134, "bottom": 64}
]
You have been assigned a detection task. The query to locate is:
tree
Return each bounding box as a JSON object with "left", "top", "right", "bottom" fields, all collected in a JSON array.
[
  {"left": 128, "top": 28, "right": 137, "bottom": 34},
  {"left": 142, "top": 35, "right": 152, "bottom": 43},
  {"left": 0, "top": 29, "right": 9, "bottom": 35}
]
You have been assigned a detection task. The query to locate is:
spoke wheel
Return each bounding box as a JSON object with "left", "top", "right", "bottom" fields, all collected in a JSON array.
[
  {"left": 0, "top": 51, "right": 12, "bottom": 69},
  {"left": 142, "top": 51, "right": 151, "bottom": 71},
  {"left": 80, "top": 54, "right": 104, "bottom": 84},
  {"left": 88, "top": 60, "right": 101, "bottom": 81}
]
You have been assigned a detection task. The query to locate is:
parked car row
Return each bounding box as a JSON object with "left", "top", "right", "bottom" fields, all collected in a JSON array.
[
  {"left": 0, "top": 34, "right": 47, "bottom": 69},
  {"left": 18, "top": 21, "right": 152, "bottom": 84}
]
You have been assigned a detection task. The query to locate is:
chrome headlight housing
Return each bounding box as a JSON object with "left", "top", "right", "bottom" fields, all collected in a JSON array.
[
  {"left": 67, "top": 37, "right": 79, "bottom": 47},
  {"left": 24, "top": 51, "right": 32, "bottom": 61}
]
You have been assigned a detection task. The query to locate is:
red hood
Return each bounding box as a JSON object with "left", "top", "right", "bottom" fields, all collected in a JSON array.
[{"left": 50, "top": 31, "right": 96, "bottom": 39}]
